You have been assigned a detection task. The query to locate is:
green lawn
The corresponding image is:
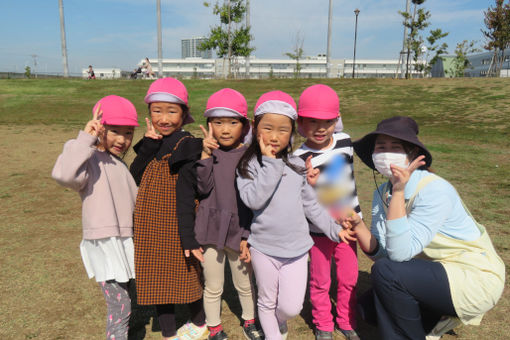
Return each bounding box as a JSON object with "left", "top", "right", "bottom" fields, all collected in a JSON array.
[{"left": 0, "top": 78, "right": 508, "bottom": 339}]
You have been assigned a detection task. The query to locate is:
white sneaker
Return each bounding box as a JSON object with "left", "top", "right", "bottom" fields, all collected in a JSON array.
[
  {"left": 177, "top": 321, "right": 209, "bottom": 340},
  {"left": 426, "top": 316, "right": 461, "bottom": 340}
]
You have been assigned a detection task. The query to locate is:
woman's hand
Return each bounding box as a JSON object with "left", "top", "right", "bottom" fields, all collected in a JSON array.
[
  {"left": 390, "top": 155, "right": 426, "bottom": 192},
  {"left": 200, "top": 123, "right": 219, "bottom": 159},
  {"left": 239, "top": 240, "right": 251, "bottom": 263},
  {"left": 184, "top": 247, "right": 204, "bottom": 262},
  {"left": 84, "top": 104, "right": 104, "bottom": 137},
  {"left": 258, "top": 135, "right": 275, "bottom": 158},
  {"left": 305, "top": 155, "right": 320, "bottom": 187},
  {"left": 144, "top": 117, "right": 162, "bottom": 140}
]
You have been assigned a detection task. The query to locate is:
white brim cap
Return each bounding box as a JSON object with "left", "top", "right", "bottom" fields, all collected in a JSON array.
[{"left": 254, "top": 100, "right": 297, "bottom": 120}]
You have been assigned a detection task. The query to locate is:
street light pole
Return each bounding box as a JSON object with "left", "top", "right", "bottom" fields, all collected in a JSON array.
[
  {"left": 58, "top": 0, "right": 69, "bottom": 78},
  {"left": 352, "top": 8, "right": 360, "bottom": 78},
  {"left": 326, "top": 0, "right": 333, "bottom": 78},
  {"left": 157, "top": 0, "right": 163, "bottom": 78}
]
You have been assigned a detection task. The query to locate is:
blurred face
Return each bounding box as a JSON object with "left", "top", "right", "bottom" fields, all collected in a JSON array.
[
  {"left": 299, "top": 117, "right": 337, "bottom": 150},
  {"left": 373, "top": 134, "right": 406, "bottom": 155},
  {"left": 257, "top": 113, "right": 293, "bottom": 157},
  {"left": 99, "top": 125, "right": 135, "bottom": 156},
  {"left": 149, "top": 102, "right": 184, "bottom": 136},
  {"left": 209, "top": 117, "right": 244, "bottom": 149}
]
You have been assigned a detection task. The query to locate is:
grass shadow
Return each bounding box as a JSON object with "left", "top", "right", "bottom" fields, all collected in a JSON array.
[{"left": 221, "top": 260, "right": 246, "bottom": 326}]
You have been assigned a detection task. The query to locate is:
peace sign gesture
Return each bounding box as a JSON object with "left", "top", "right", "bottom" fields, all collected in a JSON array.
[
  {"left": 305, "top": 155, "right": 320, "bottom": 187},
  {"left": 258, "top": 135, "right": 275, "bottom": 158},
  {"left": 200, "top": 122, "right": 219, "bottom": 159},
  {"left": 144, "top": 117, "right": 162, "bottom": 140},
  {"left": 390, "top": 155, "right": 426, "bottom": 192},
  {"left": 84, "top": 104, "right": 104, "bottom": 137}
]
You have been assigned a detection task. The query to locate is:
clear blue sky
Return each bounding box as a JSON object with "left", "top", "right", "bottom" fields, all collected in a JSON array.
[{"left": 0, "top": 0, "right": 490, "bottom": 75}]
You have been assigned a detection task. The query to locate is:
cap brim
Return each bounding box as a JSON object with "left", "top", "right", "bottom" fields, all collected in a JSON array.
[
  {"left": 297, "top": 110, "right": 339, "bottom": 120},
  {"left": 353, "top": 132, "right": 432, "bottom": 170},
  {"left": 145, "top": 92, "right": 186, "bottom": 105},
  {"left": 204, "top": 107, "right": 245, "bottom": 118}
]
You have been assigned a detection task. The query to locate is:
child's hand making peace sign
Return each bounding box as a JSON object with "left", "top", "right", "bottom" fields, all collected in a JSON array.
[
  {"left": 258, "top": 135, "right": 276, "bottom": 158},
  {"left": 84, "top": 104, "right": 104, "bottom": 137},
  {"left": 305, "top": 155, "right": 320, "bottom": 187},
  {"left": 144, "top": 118, "right": 163, "bottom": 140},
  {"left": 200, "top": 122, "right": 219, "bottom": 159}
]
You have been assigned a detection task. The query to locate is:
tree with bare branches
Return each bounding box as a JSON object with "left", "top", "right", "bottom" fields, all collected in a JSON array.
[{"left": 285, "top": 32, "right": 304, "bottom": 79}]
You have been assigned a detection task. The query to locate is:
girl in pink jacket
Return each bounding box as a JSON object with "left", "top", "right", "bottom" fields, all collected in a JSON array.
[{"left": 52, "top": 95, "right": 139, "bottom": 340}]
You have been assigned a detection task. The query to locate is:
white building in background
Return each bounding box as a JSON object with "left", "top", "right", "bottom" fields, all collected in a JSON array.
[
  {"left": 81, "top": 68, "right": 122, "bottom": 79},
  {"left": 138, "top": 58, "right": 216, "bottom": 78},
  {"left": 343, "top": 59, "right": 425, "bottom": 78},
  {"left": 137, "top": 56, "right": 425, "bottom": 79},
  {"left": 181, "top": 37, "right": 212, "bottom": 59},
  {"left": 217, "top": 55, "right": 333, "bottom": 79}
]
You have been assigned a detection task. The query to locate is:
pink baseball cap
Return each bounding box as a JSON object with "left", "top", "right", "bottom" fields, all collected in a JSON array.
[
  {"left": 204, "top": 88, "right": 248, "bottom": 118},
  {"left": 144, "top": 77, "right": 194, "bottom": 125},
  {"left": 93, "top": 95, "right": 139, "bottom": 126},
  {"left": 254, "top": 91, "right": 297, "bottom": 120},
  {"left": 298, "top": 84, "right": 340, "bottom": 120}
]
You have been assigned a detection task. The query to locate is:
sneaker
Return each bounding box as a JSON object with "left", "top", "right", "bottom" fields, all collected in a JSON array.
[
  {"left": 208, "top": 330, "right": 228, "bottom": 340},
  {"left": 336, "top": 328, "right": 360, "bottom": 340},
  {"left": 242, "top": 322, "right": 264, "bottom": 340},
  {"left": 177, "top": 321, "right": 209, "bottom": 340},
  {"left": 279, "top": 322, "right": 288, "bottom": 340},
  {"left": 426, "top": 316, "right": 461, "bottom": 340},
  {"left": 315, "top": 329, "right": 333, "bottom": 340}
]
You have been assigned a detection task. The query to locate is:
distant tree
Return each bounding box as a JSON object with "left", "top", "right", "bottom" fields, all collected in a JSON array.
[
  {"left": 399, "top": 0, "right": 448, "bottom": 78},
  {"left": 285, "top": 32, "right": 304, "bottom": 78},
  {"left": 24, "top": 66, "right": 31, "bottom": 79},
  {"left": 449, "top": 40, "right": 481, "bottom": 77},
  {"left": 482, "top": 0, "right": 510, "bottom": 77},
  {"left": 200, "top": 1, "right": 255, "bottom": 78},
  {"left": 424, "top": 28, "right": 449, "bottom": 76}
]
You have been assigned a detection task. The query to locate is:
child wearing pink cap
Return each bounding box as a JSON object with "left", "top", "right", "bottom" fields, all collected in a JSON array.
[
  {"left": 52, "top": 95, "right": 139, "bottom": 340},
  {"left": 129, "top": 78, "right": 207, "bottom": 340},
  {"left": 188, "top": 88, "right": 263, "bottom": 340},
  {"left": 294, "top": 84, "right": 361, "bottom": 340},
  {"left": 236, "top": 91, "right": 351, "bottom": 340}
]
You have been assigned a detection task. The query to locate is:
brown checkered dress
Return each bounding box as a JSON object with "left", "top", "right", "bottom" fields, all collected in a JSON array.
[{"left": 133, "top": 142, "right": 202, "bottom": 305}]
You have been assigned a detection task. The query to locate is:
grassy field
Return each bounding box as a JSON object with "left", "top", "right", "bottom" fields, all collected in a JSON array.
[{"left": 0, "top": 78, "right": 509, "bottom": 340}]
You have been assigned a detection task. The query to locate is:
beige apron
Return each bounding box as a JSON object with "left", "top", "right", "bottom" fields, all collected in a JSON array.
[{"left": 383, "top": 175, "right": 505, "bottom": 325}]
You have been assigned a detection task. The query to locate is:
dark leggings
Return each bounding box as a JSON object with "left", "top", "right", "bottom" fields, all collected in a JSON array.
[
  {"left": 358, "top": 257, "right": 457, "bottom": 340},
  {"left": 155, "top": 299, "right": 205, "bottom": 337}
]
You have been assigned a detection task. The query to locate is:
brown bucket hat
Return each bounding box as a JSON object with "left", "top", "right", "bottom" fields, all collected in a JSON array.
[{"left": 353, "top": 116, "right": 432, "bottom": 170}]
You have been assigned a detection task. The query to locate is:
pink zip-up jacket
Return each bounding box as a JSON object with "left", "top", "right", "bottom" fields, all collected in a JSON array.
[{"left": 52, "top": 131, "right": 138, "bottom": 240}]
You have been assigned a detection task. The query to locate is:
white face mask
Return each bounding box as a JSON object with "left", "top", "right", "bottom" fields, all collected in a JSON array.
[{"left": 372, "top": 152, "right": 408, "bottom": 178}]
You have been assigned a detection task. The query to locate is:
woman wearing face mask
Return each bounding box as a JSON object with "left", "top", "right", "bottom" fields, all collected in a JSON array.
[{"left": 340, "top": 116, "right": 505, "bottom": 340}]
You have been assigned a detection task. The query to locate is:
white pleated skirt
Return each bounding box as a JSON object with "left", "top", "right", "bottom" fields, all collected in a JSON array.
[{"left": 80, "top": 236, "right": 135, "bottom": 283}]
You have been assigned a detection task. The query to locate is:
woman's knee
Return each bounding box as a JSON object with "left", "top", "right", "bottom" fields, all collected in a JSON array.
[{"left": 371, "top": 257, "right": 396, "bottom": 289}]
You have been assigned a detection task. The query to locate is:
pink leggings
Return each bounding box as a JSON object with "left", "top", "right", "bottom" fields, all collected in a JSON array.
[
  {"left": 250, "top": 247, "right": 308, "bottom": 340},
  {"left": 309, "top": 235, "right": 358, "bottom": 331}
]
